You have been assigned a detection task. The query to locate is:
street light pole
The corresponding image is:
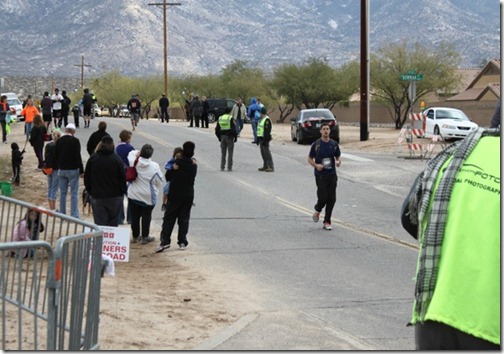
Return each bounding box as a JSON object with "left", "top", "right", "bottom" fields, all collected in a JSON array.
[{"left": 148, "top": 1, "right": 181, "bottom": 95}]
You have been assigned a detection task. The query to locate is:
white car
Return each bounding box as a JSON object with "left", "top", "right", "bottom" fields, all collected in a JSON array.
[
  {"left": 423, "top": 107, "right": 478, "bottom": 140},
  {"left": 92, "top": 104, "right": 102, "bottom": 117}
]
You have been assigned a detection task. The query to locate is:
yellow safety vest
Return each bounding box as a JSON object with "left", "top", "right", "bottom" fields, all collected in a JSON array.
[
  {"left": 218, "top": 114, "right": 232, "bottom": 130},
  {"left": 257, "top": 116, "right": 271, "bottom": 137}
]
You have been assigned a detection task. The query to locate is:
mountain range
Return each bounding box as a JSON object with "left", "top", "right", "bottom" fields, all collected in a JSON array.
[{"left": 0, "top": 0, "right": 500, "bottom": 79}]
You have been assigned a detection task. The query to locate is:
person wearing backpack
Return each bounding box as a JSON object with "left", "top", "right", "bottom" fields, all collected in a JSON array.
[
  {"left": 247, "top": 97, "right": 262, "bottom": 143},
  {"left": 307, "top": 123, "right": 341, "bottom": 231}
]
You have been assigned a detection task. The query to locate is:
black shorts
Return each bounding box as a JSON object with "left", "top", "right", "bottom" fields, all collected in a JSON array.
[
  {"left": 83, "top": 106, "right": 91, "bottom": 116},
  {"left": 43, "top": 113, "right": 52, "bottom": 122},
  {"left": 53, "top": 110, "right": 62, "bottom": 118}
]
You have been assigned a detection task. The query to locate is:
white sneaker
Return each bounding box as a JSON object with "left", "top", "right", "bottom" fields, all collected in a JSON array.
[
  {"left": 179, "top": 244, "right": 186, "bottom": 251},
  {"left": 323, "top": 223, "right": 332, "bottom": 230}
]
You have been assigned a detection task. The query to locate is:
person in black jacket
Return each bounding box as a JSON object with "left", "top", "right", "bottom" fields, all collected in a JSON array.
[
  {"left": 11, "top": 142, "right": 24, "bottom": 186},
  {"left": 55, "top": 123, "right": 84, "bottom": 218},
  {"left": 82, "top": 88, "right": 93, "bottom": 128},
  {"left": 156, "top": 141, "right": 197, "bottom": 252},
  {"left": 201, "top": 96, "right": 210, "bottom": 128},
  {"left": 43, "top": 129, "right": 62, "bottom": 211},
  {"left": 86, "top": 121, "right": 110, "bottom": 156},
  {"left": 29, "top": 114, "right": 46, "bottom": 169},
  {"left": 61, "top": 90, "right": 71, "bottom": 128},
  {"left": 159, "top": 93, "right": 170, "bottom": 123},
  {"left": 84, "top": 135, "right": 126, "bottom": 226},
  {"left": 40, "top": 92, "right": 53, "bottom": 130}
]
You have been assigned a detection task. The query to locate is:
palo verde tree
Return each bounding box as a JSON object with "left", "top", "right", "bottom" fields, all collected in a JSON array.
[
  {"left": 271, "top": 58, "right": 342, "bottom": 109},
  {"left": 219, "top": 59, "right": 267, "bottom": 104},
  {"left": 89, "top": 71, "right": 136, "bottom": 116},
  {"left": 132, "top": 76, "right": 164, "bottom": 118},
  {"left": 370, "top": 41, "right": 461, "bottom": 128}
]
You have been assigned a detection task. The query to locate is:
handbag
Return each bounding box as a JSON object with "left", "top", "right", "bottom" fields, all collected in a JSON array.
[{"left": 125, "top": 156, "right": 140, "bottom": 182}]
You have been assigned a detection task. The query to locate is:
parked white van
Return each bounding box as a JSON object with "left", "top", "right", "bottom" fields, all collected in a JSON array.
[{"left": 1, "top": 92, "right": 23, "bottom": 121}]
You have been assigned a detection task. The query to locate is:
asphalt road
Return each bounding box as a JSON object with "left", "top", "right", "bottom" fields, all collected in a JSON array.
[{"left": 85, "top": 117, "right": 427, "bottom": 350}]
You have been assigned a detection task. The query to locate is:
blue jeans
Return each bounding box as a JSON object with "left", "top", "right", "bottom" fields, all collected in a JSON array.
[
  {"left": 25, "top": 122, "right": 33, "bottom": 139},
  {"left": 58, "top": 169, "right": 80, "bottom": 218},
  {"left": 47, "top": 171, "right": 59, "bottom": 201},
  {"left": 251, "top": 119, "right": 259, "bottom": 143},
  {"left": 236, "top": 118, "right": 243, "bottom": 136}
]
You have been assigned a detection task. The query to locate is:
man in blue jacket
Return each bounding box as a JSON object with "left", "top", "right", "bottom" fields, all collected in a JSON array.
[{"left": 247, "top": 97, "right": 262, "bottom": 143}]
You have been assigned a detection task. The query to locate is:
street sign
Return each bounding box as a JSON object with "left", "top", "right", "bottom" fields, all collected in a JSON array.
[{"left": 400, "top": 70, "right": 423, "bottom": 81}]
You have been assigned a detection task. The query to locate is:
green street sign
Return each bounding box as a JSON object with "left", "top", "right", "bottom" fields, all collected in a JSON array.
[{"left": 401, "top": 70, "right": 423, "bottom": 81}]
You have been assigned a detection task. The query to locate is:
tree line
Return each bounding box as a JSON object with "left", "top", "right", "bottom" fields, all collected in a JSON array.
[{"left": 77, "top": 41, "right": 465, "bottom": 129}]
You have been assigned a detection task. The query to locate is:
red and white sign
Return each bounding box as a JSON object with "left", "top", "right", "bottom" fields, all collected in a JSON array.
[
  {"left": 409, "top": 113, "right": 426, "bottom": 137},
  {"left": 100, "top": 226, "right": 131, "bottom": 262}
]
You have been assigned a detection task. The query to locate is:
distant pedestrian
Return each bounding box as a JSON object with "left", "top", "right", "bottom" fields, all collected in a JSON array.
[
  {"left": 82, "top": 88, "right": 93, "bottom": 128},
  {"left": 159, "top": 93, "right": 170, "bottom": 123},
  {"left": 29, "top": 114, "right": 46, "bottom": 170},
  {"left": 20, "top": 98, "right": 39, "bottom": 139},
  {"left": 307, "top": 123, "right": 341, "bottom": 231},
  {"left": 11, "top": 142, "right": 24, "bottom": 186},
  {"left": 61, "top": 90, "right": 71, "bottom": 128},
  {"left": 86, "top": 121, "right": 110, "bottom": 156},
  {"left": 71, "top": 104, "right": 80, "bottom": 128},
  {"left": 247, "top": 97, "right": 262, "bottom": 143},
  {"left": 230, "top": 98, "right": 247, "bottom": 137},
  {"left": 115, "top": 129, "right": 135, "bottom": 225},
  {"left": 40, "top": 92, "right": 53, "bottom": 131},
  {"left": 215, "top": 106, "right": 237, "bottom": 171},
  {"left": 201, "top": 96, "right": 209, "bottom": 128},
  {"left": 256, "top": 106, "right": 274, "bottom": 172},
  {"left": 22, "top": 95, "right": 32, "bottom": 109},
  {"left": 43, "top": 129, "right": 62, "bottom": 211},
  {"left": 51, "top": 88, "right": 64, "bottom": 128},
  {"left": 156, "top": 141, "right": 197, "bottom": 252},
  {"left": 84, "top": 136, "right": 127, "bottom": 226},
  {"left": 189, "top": 95, "right": 202, "bottom": 128},
  {"left": 184, "top": 98, "right": 191, "bottom": 122},
  {"left": 127, "top": 144, "right": 163, "bottom": 244},
  {"left": 55, "top": 123, "right": 84, "bottom": 218},
  {"left": 127, "top": 94, "right": 141, "bottom": 131},
  {"left": 0, "top": 95, "right": 11, "bottom": 144}
]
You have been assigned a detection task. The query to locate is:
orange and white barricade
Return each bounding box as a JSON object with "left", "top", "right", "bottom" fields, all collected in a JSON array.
[
  {"left": 423, "top": 134, "right": 447, "bottom": 159},
  {"left": 407, "top": 113, "right": 426, "bottom": 158},
  {"left": 394, "top": 127, "right": 410, "bottom": 155},
  {"left": 409, "top": 113, "right": 426, "bottom": 138}
]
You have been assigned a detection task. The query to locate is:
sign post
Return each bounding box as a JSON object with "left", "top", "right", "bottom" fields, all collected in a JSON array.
[{"left": 400, "top": 70, "right": 424, "bottom": 159}]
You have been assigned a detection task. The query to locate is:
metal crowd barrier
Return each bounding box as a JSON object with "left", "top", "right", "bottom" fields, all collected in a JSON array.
[{"left": 0, "top": 195, "right": 104, "bottom": 350}]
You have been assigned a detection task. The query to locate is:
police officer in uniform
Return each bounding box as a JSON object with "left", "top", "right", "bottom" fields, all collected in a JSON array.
[
  {"left": 215, "top": 107, "right": 237, "bottom": 171},
  {"left": 257, "top": 106, "right": 274, "bottom": 172}
]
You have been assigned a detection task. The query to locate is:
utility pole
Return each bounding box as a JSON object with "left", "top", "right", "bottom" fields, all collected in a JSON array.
[
  {"left": 74, "top": 55, "right": 92, "bottom": 88},
  {"left": 360, "top": 0, "right": 369, "bottom": 141},
  {"left": 148, "top": 1, "right": 181, "bottom": 95}
]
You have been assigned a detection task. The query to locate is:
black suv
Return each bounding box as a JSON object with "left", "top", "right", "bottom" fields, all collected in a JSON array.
[{"left": 205, "top": 98, "right": 236, "bottom": 123}]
